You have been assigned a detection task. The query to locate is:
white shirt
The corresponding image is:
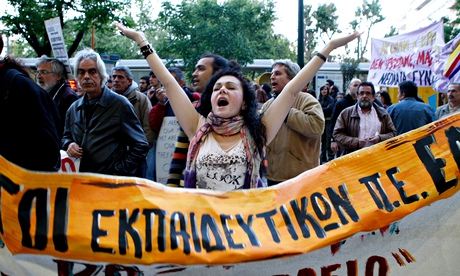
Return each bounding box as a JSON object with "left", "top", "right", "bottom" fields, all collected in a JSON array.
[
  {"left": 195, "top": 133, "right": 247, "bottom": 191},
  {"left": 358, "top": 106, "right": 381, "bottom": 140}
]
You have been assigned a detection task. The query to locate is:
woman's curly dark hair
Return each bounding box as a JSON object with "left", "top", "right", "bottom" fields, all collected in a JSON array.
[
  {"left": 0, "top": 56, "right": 32, "bottom": 101},
  {"left": 197, "top": 69, "right": 266, "bottom": 156}
]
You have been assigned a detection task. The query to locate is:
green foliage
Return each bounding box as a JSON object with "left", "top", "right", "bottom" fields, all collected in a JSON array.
[
  {"left": 350, "top": 0, "right": 384, "bottom": 61},
  {"left": 384, "top": 26, "right": 398, "bottom": 38},
  {"left": 303, "top": 4, "right": 317, "bottom": 61},
  {"left": 1, "top": 0, "right": 129, "bottom": 57},
  {"left": 302, "top": 3, "right": 339, "bottom": 62},
  {"left": 154, "top": 0, "right": 293, "bottom": 74},
  {"left": 313, "top": 3, "right": 340, "bottom": 44},
  {"left": 444, "top": 0, "right": 460, "bottom": 41},
  {"left": 340, "top": 58, "right": 360, "bottom": 91},
  {"left": 10, "top": 37, "right": 36, "bottom": 57}
]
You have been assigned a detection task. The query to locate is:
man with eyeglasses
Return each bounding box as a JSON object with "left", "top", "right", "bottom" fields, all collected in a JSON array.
[
  {"left": 62, "top": 48, "right": 149, "bottom": 176},
  {"left": 36, "top": 56, "right": 78, "bottom": 135},
  {"left": 333, "top": 82, "right": 396, "bottom": 155}
]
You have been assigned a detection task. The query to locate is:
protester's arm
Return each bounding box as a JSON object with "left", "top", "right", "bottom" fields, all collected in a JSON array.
[
  {"left": 115, "top": 23, "right": 200, "bottom": 139},
  {"left": 262, "top": 32, "right": 360, "bottom": 144}
]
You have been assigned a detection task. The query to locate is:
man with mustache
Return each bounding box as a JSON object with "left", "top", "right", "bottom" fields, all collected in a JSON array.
[
  {"left": 333, "top": 82, "right": 396, "bottom": 155},
  {"left": 436, "top": 83, "right": 460, "bottom": 119},
  {"left": 62, "top": 48, "right": 149, "bottom": 176}
]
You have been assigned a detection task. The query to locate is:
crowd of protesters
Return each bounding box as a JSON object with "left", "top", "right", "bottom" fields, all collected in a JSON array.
[{"left": 1, "top": 29, "right": 458, "bottom": 191}]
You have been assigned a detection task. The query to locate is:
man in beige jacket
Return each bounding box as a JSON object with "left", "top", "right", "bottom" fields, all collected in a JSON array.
[{"left": 261, "top": 60, "right": 325, "bottom": 186}]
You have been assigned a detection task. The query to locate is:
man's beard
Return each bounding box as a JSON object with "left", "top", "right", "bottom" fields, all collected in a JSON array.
[
  {"left": 38, "top": 81, "right": 57, "bottom": 92},
  {"left": 359, "top": 99, "right": 372, "bottom": 109}
]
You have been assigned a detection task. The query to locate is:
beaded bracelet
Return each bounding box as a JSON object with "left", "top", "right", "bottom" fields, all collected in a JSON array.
[{"left": 140, "top": 44, "right": 155, "bottom": 58}]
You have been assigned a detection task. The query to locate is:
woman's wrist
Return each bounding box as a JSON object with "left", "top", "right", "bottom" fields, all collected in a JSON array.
[
  {"left": 140, "top": 44, "right": 155, "bottom": 58},
  {"left": 137, "top": 39, "right": 149, "bottom": 47}
]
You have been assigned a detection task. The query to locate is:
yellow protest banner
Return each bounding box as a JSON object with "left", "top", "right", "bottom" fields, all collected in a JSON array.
[{"left": 0, "top": 114, "right": 459, "bottom": 266}]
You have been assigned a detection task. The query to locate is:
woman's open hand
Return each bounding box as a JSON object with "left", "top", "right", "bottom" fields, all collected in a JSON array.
[
  {"left": 327, "top": 31, "right": 361, "bottom": 50},
  {"left": 114, "top": 22, "right": 146, "bottom": 45}
]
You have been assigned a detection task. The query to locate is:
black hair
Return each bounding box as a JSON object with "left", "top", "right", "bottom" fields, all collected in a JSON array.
[
  {"left": 0, "top": 56, "right": 32, "bottom": 100},
  {"left": 326, "top": 79, "right": 334, "bottom": 86},
  {"left": 358, "top": 81, "right": 376, "bottom": 95},
  {"left": 330, "top": 85, "right": 339, "bottom": 94},
  {"left": 318, "top": 85, "right": 329, "bottom": 102},
  {"left": 140, "top": 76, "right": 149, "bottom": 82},
  {"left": 379, "top": 91, "right": 393, "bottom": 106},
  {"left": 398, "top": 80, "right": 418, "bottom": 98},
  {"left": 168, "top": 67, "right": 184, "bottom": 81},
  {"left": 0, "top": 56, "right": 30, "bottom": 77},
  {"left": 200, "top": 53, "right": 229, "bottom": 74},
  {"left": 197, "top": 69, "right": 266, "bottom": 156}
]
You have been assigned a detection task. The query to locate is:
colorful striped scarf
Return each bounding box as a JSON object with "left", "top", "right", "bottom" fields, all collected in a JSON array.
[{"left": 184, "top": 112, "right": 263, "bottom": 189}]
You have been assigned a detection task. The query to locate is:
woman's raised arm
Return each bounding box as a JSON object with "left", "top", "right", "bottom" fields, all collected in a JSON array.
[
  {"left": 262, "top": 32, "right": 360, "bottom": 144},
  {"left": 115, "top": 23, "right": 200, "bottom": 138}
]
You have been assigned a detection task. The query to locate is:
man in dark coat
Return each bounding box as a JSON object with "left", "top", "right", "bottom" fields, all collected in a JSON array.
[
  {"left": 36, "top": 56, "right": 78, "bottom": 136},
  {"left": 0, "top": 37, "right": 60, "bottom": 171}
]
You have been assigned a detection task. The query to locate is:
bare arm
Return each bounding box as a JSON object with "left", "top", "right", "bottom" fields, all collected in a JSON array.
[
  {"left": 262, "top": 32, "right": 360, "bottom": 144},
  {"left": 115, "top": 23, "right": 200, "bottom": 138}
]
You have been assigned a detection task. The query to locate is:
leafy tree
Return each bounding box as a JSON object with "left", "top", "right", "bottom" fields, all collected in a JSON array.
[
  {"left": 302, "top": 3, "right": 339, "bottom": 62},
  {"left": 313, "top": 3, "right": 340, "bottom": 45},
  {"left": 303, "top": 4, "right": 317, "bottom": 62},
  {"left": 340, "top": 58, "right": 360, "bottom": 91},
  {"left": 1, "top": 0, "right": 129, "bottom": 57},
  {"left": 384, "top": 26, "right": 398, "bottom": 38},
  {"left": 444, "top": 0, "right": 460, "bottom": 41},
  {"left": 154, "top": 0, "right": 293, "bottom": 74},
  {"left": 71, "top": 16, "right": 143, "bottom": 59},
  {"left": 350, "top": 0, "right": 384, "bottom": 61}
]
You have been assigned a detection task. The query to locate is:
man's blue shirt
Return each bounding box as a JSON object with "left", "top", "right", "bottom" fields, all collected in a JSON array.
[{"left": 387, "top": 97, "right": 435, "bottom": 135}]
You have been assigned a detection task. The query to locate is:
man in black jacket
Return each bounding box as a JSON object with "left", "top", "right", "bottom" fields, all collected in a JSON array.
[
  {"left": 0, "top": 37, "right": 61, "bottom": 171},
  {"left": 62, "top": 48, "right": 149, "bottom": 176}
]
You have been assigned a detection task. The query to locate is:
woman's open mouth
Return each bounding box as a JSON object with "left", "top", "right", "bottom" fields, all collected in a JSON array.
[{"left": 217, "top": 98, "right": 229, "bottom": 107}]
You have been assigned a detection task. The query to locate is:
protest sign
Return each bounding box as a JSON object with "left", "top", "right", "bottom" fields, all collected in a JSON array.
[
  {"left": 433, "top": 32, "right": 460, "bottom": 92},
  {"left": 155, "top": 116, "right": 181, "bottom": 184},
  {"left": 368, "top": 21, "right": 444, "bottom": 88},
  {"left": 44, "top": 17, "right": 72, "bottom": 75}
]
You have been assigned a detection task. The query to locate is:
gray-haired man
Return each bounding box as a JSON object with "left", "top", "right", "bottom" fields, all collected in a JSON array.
[
  {"left": 62, "top": 49, "right": 149, "bottom": 176},
  {"left": 36, "top": 56, "right": 78, "bottom": 135},
  {"left": 260, "top": 60, "right": 325, "bottom": 186},
  {"left": 111, "top": 65, "right": 153, "bottom": 146}
]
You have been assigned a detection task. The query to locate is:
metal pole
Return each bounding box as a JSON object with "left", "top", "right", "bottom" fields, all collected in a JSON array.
[{"left": 297, "top": 0, "right": 305, "bottom": 68}]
